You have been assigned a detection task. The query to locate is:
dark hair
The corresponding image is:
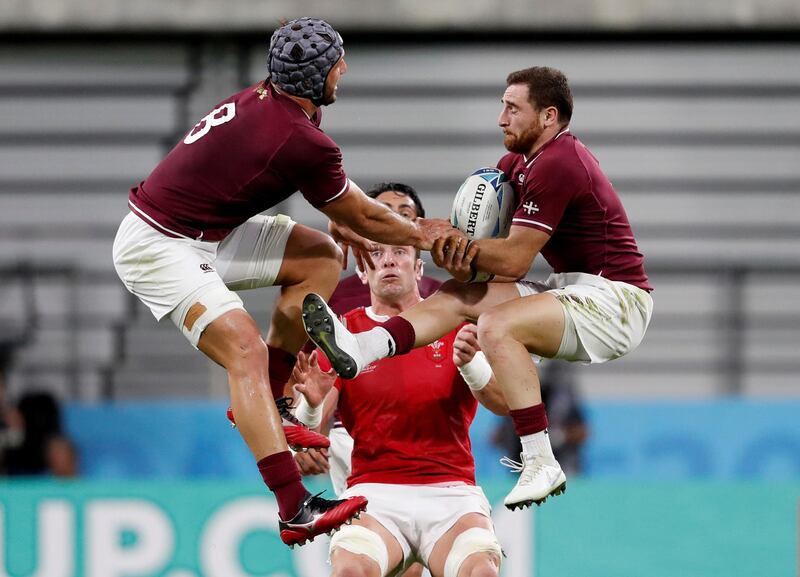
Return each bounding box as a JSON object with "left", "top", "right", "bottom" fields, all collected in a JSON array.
[
  {"left": 506, "top": 66, "right": 573, "bottom": 124},
  {"left": 365, "top": 182, "right": 425, "bottom": 218}
]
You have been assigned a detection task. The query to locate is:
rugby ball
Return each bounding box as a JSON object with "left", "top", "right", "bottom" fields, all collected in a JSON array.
[{"left": 450, "top": 168, "right": 515, "bottom": 240}]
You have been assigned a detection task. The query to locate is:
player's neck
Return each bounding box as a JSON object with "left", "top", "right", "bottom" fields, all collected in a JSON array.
[
  {"left": 370, "top": 292, "right": 423, "bottom": 317},
  {"left": 526, "top": 124, "right": 569, "bottom": 159},
  {"left": 272, "top": 83, "right": 319, "bottom": 119}
]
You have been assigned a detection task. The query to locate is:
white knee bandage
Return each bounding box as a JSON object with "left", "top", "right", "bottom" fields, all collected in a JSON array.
[
  {"left": 443, "top": 527, "right": 502, "bottom": 577},
  {"left": 329, "top": 525, "right": 390, "bottom": 577},
  {"left": 172, "top": 285, "right": 244, "bottom": 347}
]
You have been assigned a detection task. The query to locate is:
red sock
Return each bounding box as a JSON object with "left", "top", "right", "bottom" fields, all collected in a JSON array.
[
  {"left": 258, "top": 451, "right": 307, "bottom": 521},
  {"left": 382, "top": 316, "right": 416, "bottom": 356},
  {"left": 509, "top": 403, "right": 549, "bottom": 436},
  {"left": 267, "top": 345, "right": 297, "bottom": 399}
]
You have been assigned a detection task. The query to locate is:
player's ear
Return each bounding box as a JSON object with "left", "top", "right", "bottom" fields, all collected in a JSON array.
[
  {"left": 357, "top": 267, "right": 368, "bottom": 285},
  {"left": 544, "top": 105, "right": 558, "bottom": 127},
  {"left": 415, "top": 259, "right": 424, "bottom": 281}
]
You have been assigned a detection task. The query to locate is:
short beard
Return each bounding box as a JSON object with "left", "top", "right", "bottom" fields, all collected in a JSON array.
[{"left": 504, "top": 124, "right": 542, "bottom": 155}]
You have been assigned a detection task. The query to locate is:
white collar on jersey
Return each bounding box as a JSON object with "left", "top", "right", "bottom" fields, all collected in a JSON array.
[{"left": 364, "top": 307, "right": 390, "bottom": 322}]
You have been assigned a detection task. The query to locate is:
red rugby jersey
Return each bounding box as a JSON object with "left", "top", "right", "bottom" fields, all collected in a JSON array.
[{"left": 330, "top": 308, "right": 478, "bottom": 487}]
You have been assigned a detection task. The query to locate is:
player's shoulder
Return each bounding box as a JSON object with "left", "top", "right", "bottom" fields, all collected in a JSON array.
[
  {"left": 533, "top": 132, "right": 588, "bottom": 179},
  {"left": 279, "top": 116, "right": 340, "bottom": 161},
  {"left": 497, "top": 152, "right": 522, "bottom": 173}
]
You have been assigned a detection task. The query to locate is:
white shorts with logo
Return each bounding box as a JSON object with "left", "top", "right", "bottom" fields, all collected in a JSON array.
[
  {"left": 517, "top": 272, "right": 654, "bottom": 364},
  {"left": 112, "top": 211, "right": 295, "bottom": 347},
  {"left": 336, "top": 482, "right": 495, "bottom": 573}
]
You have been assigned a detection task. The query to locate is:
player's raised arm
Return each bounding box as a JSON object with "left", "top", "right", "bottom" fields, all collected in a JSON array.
[{"left": 321, "top": 180, "right": 461, "bottom": 251}]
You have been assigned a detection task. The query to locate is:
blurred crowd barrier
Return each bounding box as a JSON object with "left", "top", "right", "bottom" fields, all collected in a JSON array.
[
  {"left": 61, "top": 400, "right": 800, "bottom": 481},
  {"left": 1, "top": 477, "right": 795, "bottom": 577}
]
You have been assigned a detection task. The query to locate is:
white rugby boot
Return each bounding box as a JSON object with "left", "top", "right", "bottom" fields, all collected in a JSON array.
[
  {"left": 302, "top": 293, "right": 365, "bottom": 379},
  {"left": 501, "top": 453, "right": 567, "bottom": 510}
]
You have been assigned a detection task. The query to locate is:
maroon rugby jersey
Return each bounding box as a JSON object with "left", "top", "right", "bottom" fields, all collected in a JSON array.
[
  {"left": 497, "top": 129, "right": 652, "bottom": 291},
  {"left": 326, "top": 309, "right": 477, "bottom": 487},
  {"left": 129, "top": 82, "right": 349, "bottom": 241}
]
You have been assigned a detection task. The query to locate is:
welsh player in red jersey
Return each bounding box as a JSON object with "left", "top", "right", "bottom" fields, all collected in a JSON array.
[
  {"left": 301, "top": 182, "right": 441, "bottom": 501},
  {"left": 112, "top": 17, "right": 458, "bottom": 547},
  {"left": 303, "top": 66, "right": 654, "bottom": 512},
  {"left": 292, "top": 237, "right": 507, "bottom": 577}
]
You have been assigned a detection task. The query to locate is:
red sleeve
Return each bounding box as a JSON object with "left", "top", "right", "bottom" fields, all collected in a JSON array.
[{"left": 274, "top": 126, "right": 349, "bottom": 207}]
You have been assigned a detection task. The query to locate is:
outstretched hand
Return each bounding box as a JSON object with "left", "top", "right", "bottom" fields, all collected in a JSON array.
[
  {"left": 452, "top": 324, "right": 481, "bottom": 367},
  {"left": 328, "top": 220, "right": 377, "bottom": 270},
  {"left": 291, "top": 350, "right": 336, "bottom": 408},
  {"left": 294, "top": 448, "right": 330, "bottom": 475}
]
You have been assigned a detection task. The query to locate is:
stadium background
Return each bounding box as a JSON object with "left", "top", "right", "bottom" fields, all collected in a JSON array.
[{"left": 1, "top": 1, "right": 799, "bottom": 575}]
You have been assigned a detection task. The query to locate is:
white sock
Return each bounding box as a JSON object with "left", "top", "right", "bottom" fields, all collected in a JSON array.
[
  {"left": 355, "top": 327, "right": 395, "bottom": 365},
  {"left": 520, "top": 430, "right": 555, "bottom": 460}
]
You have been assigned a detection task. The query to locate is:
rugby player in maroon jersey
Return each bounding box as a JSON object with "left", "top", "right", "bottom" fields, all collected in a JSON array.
[
  {"left": 303, "top": 66, "right": 654, "bottom": 512},
  {"left": 112, "top": 17, "right": 459, "bottom": 547}
]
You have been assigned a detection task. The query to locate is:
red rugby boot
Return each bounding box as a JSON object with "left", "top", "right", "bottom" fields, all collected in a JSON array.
[
  {"left": 279, "top": 491, "right": 368, "bottom": 548},
  {"left": 226, "top": 397, "right": 330, "bottom": 451}
]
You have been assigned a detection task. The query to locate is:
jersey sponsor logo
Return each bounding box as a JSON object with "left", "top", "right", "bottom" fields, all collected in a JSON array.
[
  {"left": 522, "top": 201, "right": 539, "bottom": 215},
  {"left": 360, "top": 363, "right": 377, "bottom": 375},
  {"left": 200, "top": 263, "right": 215, "bottom": 273}
]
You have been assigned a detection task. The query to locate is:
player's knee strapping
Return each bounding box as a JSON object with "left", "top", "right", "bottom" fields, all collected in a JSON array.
[
  {"left": 329, "top": 525, "right": 389, "bottom": 577},
  {"left": 173, "top": 286, "right": 244, "bottom": 347},
  {"left": 443, "top": 527, "right": 502, "bottom": 577}
]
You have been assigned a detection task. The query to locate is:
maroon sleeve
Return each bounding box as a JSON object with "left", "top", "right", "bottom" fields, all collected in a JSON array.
[
  {"left": 496, "top": 153, "right": 515, "bottom": 176},
  {"left": 274, "top": 126, "right": 349, "bottom": 207},
  {"left": 511, "top": 156, "right": 582, "bottom": 235}
]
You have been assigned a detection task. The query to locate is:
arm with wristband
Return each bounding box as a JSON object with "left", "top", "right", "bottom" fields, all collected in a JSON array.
[{"left": 452, "top": 324, "right": 509, "bottom": 415}]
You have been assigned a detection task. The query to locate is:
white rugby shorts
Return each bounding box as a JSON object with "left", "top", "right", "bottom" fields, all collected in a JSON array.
[
  {"left": 112, "top": 211, "right": 295, "bottom": 346},
  {"left": 517, "top": 272, "right": 653, "bottom": 363},
  {"left": 336, "top": 482, "right": 495, "bottom": 572}
]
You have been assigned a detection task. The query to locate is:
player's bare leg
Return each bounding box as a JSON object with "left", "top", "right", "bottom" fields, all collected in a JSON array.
[
  {"left": 330, "top": 513, "right": 404, "bottom": 577},
  {"left": 228, "top": 224, "right": 341, "bottom": 450},
  {"left": 477, "top": 293, "right": 567, "bottom": 510},
  {"left": 268, "top": 224, "right": 343, "bottom": 366},
  {"left": 427, "top": 513, "right": 501, "bottom": 577},
  {"left": 402, "top": 281, "right": 520, "bottom": 346},
  {"left": 200, "top": 308, "right": 367, "bottom": 546},
  {"left": 200, "top": 309, "right": 286, "bottom": 459}
]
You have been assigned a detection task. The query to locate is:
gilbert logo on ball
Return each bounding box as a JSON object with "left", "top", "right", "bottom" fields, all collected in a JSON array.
[{"left": 451, "top": 168, "right": 515, "bottom": 240}]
